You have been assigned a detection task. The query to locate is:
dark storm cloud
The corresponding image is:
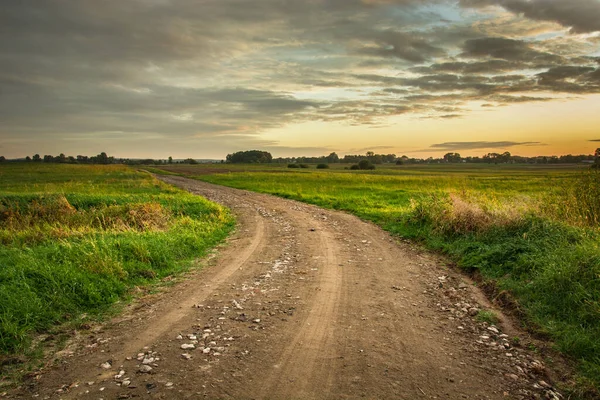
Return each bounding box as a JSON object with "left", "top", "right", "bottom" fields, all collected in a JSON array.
[
  {"left": 590, "top": 139, "right": 600, "bottom": 142},
  {"left": 410, "top": 60, "right": 525, "bottom": 74},
  {"left": 430, "top": 141, "right": 543, "bottom": 150},
  {"left": 462, "top": 37, "right": 562, "bottom": 63},
  {"left": 459, "top": 0, "right": 600, "bottom": 33}
]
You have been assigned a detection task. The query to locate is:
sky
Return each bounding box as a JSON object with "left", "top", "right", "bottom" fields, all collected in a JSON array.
[{"left": 1, "top": 0, "right": 600, "bottom": 160}]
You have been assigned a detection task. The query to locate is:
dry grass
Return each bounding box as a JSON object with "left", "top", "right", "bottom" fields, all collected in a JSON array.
[
  {"left": 0, "top": 195, "right": 172, "bottom": 246},
  {"left": 410, "top": 192, "right": 531, "bottom": 235}
]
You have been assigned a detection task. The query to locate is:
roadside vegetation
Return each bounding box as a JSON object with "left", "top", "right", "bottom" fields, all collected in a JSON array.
[
  {"left": 0, "top": 164, "right": 234, "bottom": 359},
  {"left": 157, "top": 163, "right": 600, "bottom": 395}
]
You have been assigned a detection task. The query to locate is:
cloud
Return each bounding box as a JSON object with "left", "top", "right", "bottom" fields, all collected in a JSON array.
[
  {"left": 429, "top": 141, "right": 544, "bottom": 151},
  {"left": 348, "top": 145, "right": 395, "bottom": 153},
  {"left": 352, "top": 30, "right": 446, "bottom": 62},
  {"left": 590, "top": 139, "right": 600, "bottom": 142},
  {"left": 1, "top": 0, "right": 599, "bottom": 157},
  {"left": 459, "top": 0, "right": 600, "bottom": 33},
  {"left": 461, "top": 37, "right": 561, "bottom": 63}
]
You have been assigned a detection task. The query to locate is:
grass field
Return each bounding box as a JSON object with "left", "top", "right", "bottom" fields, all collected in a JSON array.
[
  {"left": 0, "top": 164, "right": 234, "bottom": 360},
  {"left": 156, "top": 163, "right": 600, "bottom": 394}
]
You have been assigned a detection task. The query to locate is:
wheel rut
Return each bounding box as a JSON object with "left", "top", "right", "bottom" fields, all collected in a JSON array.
[{"left": 258, "top": 227, "right": 342, "bottom": 399}]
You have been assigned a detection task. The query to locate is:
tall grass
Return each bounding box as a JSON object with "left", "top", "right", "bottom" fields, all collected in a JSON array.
[
  {"left": 188, "top": 166, "right": 600, "bottom": 394},
  {"left": 544, "top": 169, "right": 600, "bottom": 227},
  {"left": 0, "top": 164, "right": 234, "bottom": 355}
]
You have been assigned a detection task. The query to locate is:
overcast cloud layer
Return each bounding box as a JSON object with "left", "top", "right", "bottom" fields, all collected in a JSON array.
[{"left": 1, "top": 0, "right": 599, "bottom": 157}]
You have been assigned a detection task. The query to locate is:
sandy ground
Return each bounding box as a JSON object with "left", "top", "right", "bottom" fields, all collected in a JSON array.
[{"left": 9, "top": 176, "right": 564, "bottom": 400}]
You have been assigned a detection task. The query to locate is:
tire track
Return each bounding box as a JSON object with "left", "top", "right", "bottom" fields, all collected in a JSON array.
[{"left": 258, "top": 227, "right": 343, "bottom": 399}]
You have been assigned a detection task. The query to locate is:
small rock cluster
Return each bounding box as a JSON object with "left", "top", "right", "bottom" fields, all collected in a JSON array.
[{"left": 427, "top": 270, "right": 563, "bottom": 399}]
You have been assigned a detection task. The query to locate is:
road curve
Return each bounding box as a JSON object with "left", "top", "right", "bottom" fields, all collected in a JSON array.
[{"left": 12, "top": 176, "right": 561, "bottom": 400}]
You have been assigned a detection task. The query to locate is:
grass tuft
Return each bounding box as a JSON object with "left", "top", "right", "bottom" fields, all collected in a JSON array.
[{"left": 476, "top": 310, "right": 499, "bottom": 324}]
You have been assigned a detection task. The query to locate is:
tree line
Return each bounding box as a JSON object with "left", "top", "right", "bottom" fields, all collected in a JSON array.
[
  {"left": 1, "top": 149, "right": 598, "bottom": 166},
  {"left": 0, "top": 152, "right": 117, "bottom": 164},
  {"left": 0, "top": 152, "right": 212, "bottom": 166}
]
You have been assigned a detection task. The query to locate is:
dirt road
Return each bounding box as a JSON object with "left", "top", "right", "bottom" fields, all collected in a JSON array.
[{"left": 12, "top": 177, "right": 563, "bottom": 399}]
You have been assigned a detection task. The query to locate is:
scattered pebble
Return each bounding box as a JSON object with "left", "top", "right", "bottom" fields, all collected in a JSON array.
[{"left": 139, "top": 365, "right": 153, "bottom": 373}]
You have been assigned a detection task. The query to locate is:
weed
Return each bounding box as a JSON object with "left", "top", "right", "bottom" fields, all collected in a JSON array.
[{"left": 476, "top": 310, "right": 500, "bottom": 324}]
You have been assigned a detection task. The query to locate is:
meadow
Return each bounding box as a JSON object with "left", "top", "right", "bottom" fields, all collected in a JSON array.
[
  {"left": 0, "top": 164, "right": 234, "bottom": 361},
  {"left": 157, "top": 162, "right": 600, "bottom": 393}
]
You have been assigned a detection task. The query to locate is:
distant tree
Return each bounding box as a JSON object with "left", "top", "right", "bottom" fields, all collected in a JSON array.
[
  {"left": 499, "top": 151, "right": 512, "bottom": 163},
  {"left": 595, "top": 148, "right": 600, "bottom": 162},
  {"left": 288, "top": 163, "right": 300, "bottom": 168},
  {"left": 32, "top": 154, "right": 41, "bottom": 162},
  {"left": 226, "top": 150, "right": 273, "bottom": 164},
  {"left": 43, "top": 155, "right": 53, "bottom": 163},
  {"left": 483, "top": 152, "right": 500, "bottom": 164},
  {"left": 183, "top": 158, "right": 198, "bottom": 164},
  {"left": 57, "top": 153, "right": 67, "bottom": 163},
  {"left": 96, "top": 152, "right": 109, "bottom": 164},
  {"left": 396, "top": 159, "right": 404, "bottom": 165},
  {"left": 168, "top": 156, "right": 173, "bottom": 164},
  {"left": 384, "top": 154, "right": 397, "bottom": 163},
  {"left": 0, "top": 156, "right": 5, "bottom": 163},
  {"left": 326, "top": 152, "right": 339, "bottom": 163},
  {"left": 25, "top": 156, "right": 32, "bottom": 162},
  {"left": 443, "top": 152, "right": 462, "bottom": 163},
  {"left": 316, "top": 163, "right": 329, "bottom": 169}
]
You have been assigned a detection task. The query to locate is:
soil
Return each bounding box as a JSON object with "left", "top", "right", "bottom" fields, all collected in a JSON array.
[{"left": 7, "top": 176, "right": 566, "bottom": 400}]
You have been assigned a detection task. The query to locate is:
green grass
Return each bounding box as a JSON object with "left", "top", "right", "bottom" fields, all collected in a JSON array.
[
  {"left": 476, "top": 310, "right": 500, "bottom": 325},
  {"left": 0, "top": 164, "right": 234, "bottom": 357},
  {"left": 159, "top": 163, "right": 600, "bottom": 395}
]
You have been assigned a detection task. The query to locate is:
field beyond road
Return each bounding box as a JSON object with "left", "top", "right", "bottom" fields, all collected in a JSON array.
[{"left": 156, "top": 163, "right": 600, "bottom": 395}]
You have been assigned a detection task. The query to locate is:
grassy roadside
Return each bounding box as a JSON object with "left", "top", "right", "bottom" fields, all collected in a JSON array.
[
  {"left": 161, "top": 165, "right": 600, "bottom": 396},
  {"left": 0, "top": 164, "right": 234, "bottom": 363}
]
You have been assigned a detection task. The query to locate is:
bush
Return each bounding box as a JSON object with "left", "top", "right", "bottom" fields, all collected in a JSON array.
[
  {"left": 358, "top": 160, "right": 376, "bottom": 170},
  {"left": 349, "top": 160, "right": 376, "bottom": 170},
  {"left": 287, "top": 164, "right": 300, "bottom": 168},
  {"left": 299, "top": 164, "right": 310, "bottom": 169},
  {"left": 316, "top": 164, "right": 329, "bottom": 169}
]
